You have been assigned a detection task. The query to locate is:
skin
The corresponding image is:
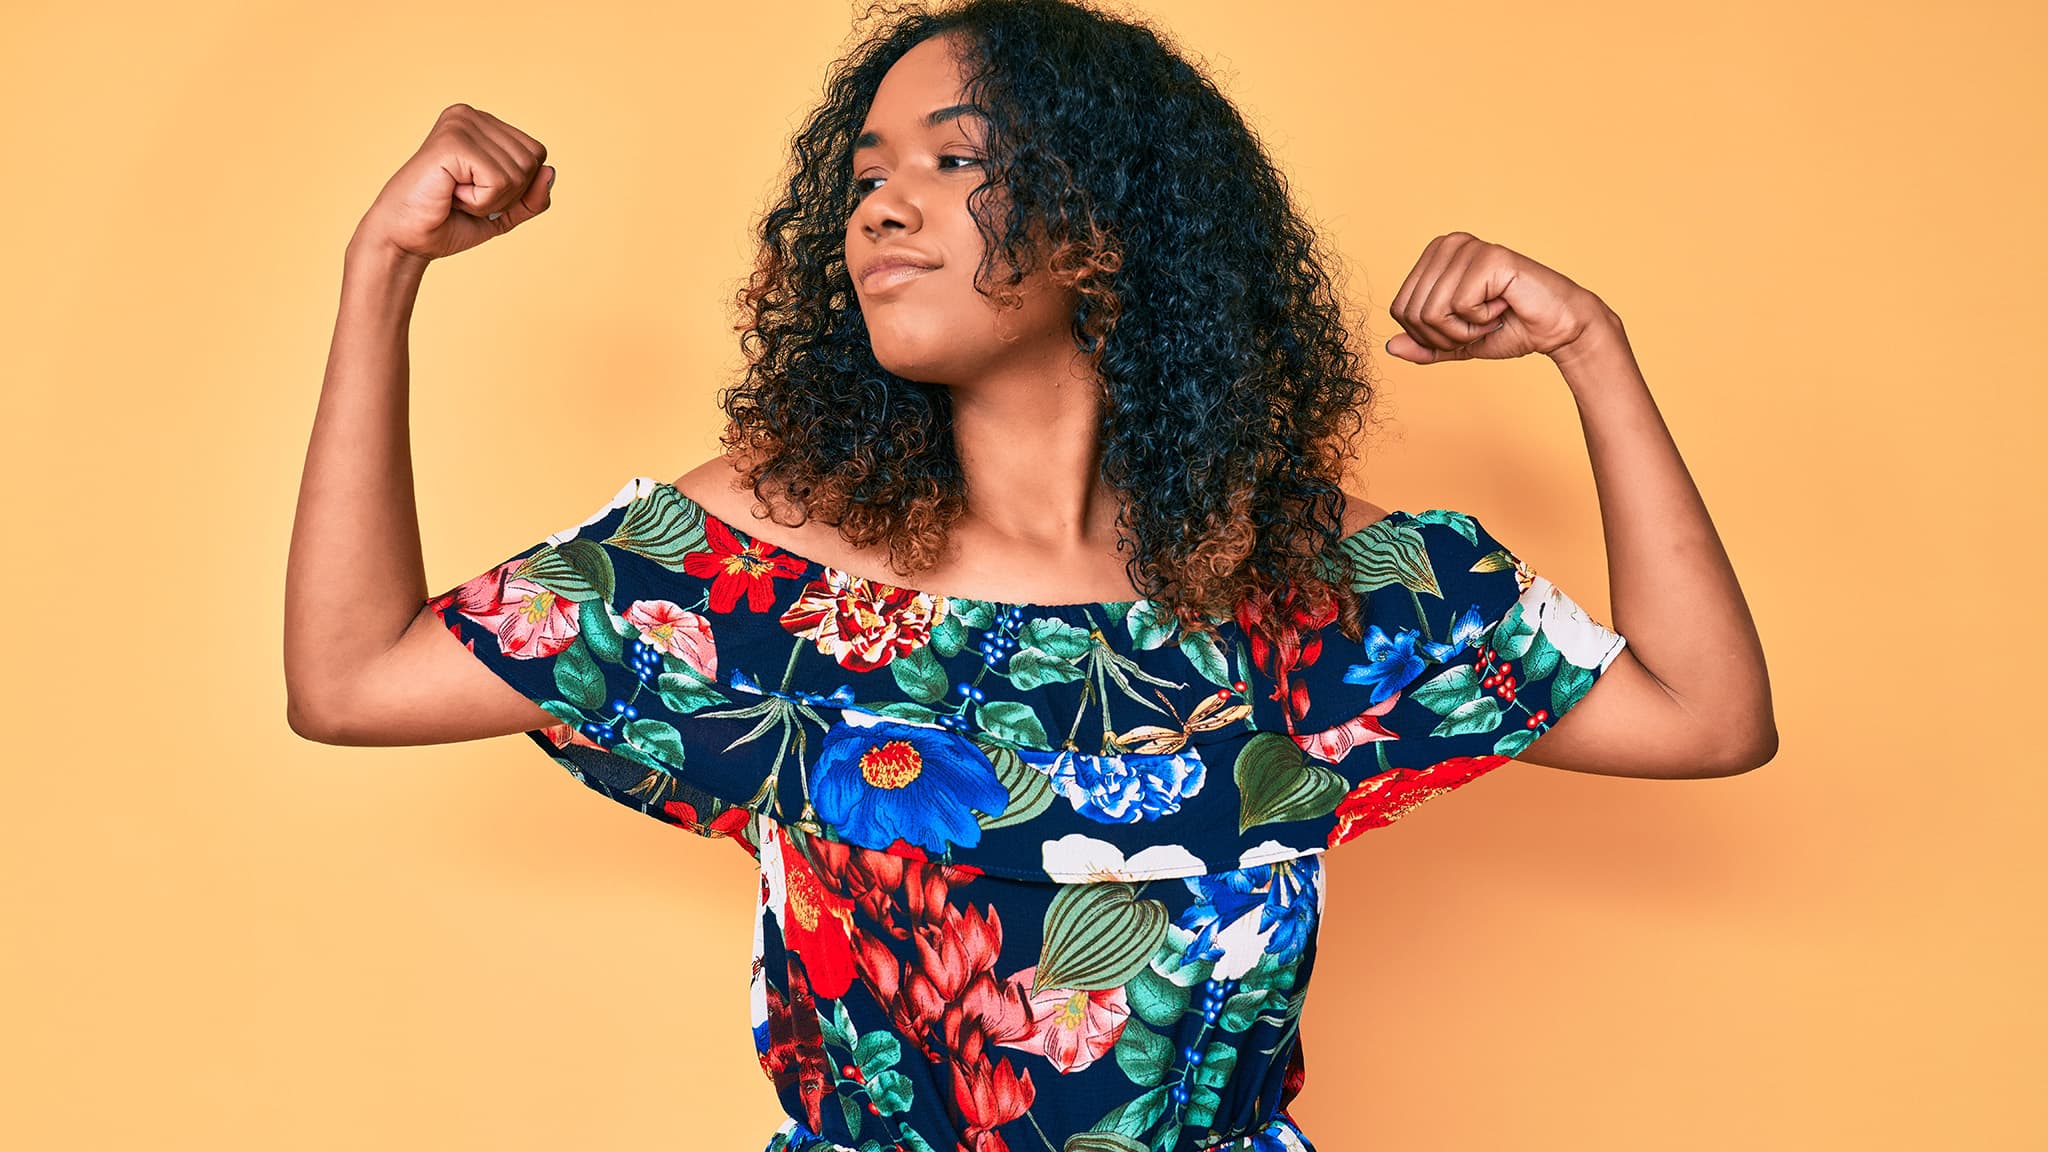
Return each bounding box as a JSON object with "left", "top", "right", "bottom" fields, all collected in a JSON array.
[
  {"left": 286, "top": 37, "right": 1774, "bottom": 783},
  {"left": 680, "top": 31, "right": 1387, "bottom": 604}
]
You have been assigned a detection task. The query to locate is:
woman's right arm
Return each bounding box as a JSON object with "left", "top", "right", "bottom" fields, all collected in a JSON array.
[{"left": 283, "top": 104, "right": 558, "bottom": 746}]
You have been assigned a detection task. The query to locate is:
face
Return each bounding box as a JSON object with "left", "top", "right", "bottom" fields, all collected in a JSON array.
[{"left": 847, "top": 32, "right": 1079, "bottom": 385}]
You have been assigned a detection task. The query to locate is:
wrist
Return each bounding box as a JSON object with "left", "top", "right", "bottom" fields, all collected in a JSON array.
[
  {"left": 344, "top": 231, "right": 432, "bottom": 285},
  {"left": 1548, "top": 299, "right": 1627, "bottom": 371}
]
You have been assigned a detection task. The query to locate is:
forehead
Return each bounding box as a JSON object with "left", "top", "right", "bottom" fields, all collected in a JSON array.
[{"left": 855, "top": 34, "right": 983, "bottom": 151}]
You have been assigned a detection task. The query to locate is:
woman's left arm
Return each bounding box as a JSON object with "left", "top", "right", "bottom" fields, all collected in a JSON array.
[{"left": 1385, "top": 232, "right": 1778, "bottom": 780}]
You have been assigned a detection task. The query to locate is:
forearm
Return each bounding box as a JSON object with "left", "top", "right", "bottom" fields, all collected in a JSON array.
[
  {"left": 283, "top": 238, "right": 434, "bottom": 730},
  {"left": 1549, "top": 308, "right": 1777, "bottom": 756}
]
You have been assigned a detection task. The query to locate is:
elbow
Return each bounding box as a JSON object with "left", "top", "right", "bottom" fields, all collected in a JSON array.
[
  {"left": 287, "top": 689, "right": 356, "bottom": 745},
  {"left": 287, "top": 697, "right": 334, "bottom": 743},
  {"left": 1704, "top": 725, "right": 1778, "bottom": 777}
]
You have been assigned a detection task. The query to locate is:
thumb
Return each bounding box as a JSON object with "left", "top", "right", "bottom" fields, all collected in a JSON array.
[{"left": 1384, "top": 332, "right": 1446, "bottom": 364}]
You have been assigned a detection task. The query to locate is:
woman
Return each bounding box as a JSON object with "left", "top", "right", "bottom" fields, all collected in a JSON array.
[{"left": 284, "top": 1, "right": 1776, "bottom": 1148}]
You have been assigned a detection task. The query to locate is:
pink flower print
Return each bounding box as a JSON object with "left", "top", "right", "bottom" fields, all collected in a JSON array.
[
  {"left": 996, "top": 965, "right": 1131, "bottom": 1074},
  {"left": 442, "top": 560, "right": 582, "bottom": 661},
  {"left": 622, "top": 600, "right": 717, "bottom": 680}
]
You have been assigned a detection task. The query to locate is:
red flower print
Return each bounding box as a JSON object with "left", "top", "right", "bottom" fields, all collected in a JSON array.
[
  {"left": 1235, "top": 583, "right": 1340, "bottom": 733},
  {"left": 621, "top": 599, "right": 717, "bottom": 679},
  {"left": 910, "top": 904, "right": 1034, "bottom": 1068},
  {"left": 951, "top": 1055, "right": 1035, "bottom": 1147},
  {"left": 778, "top": 570, "right": 947, "bottom": 673},
  {"left": 441, "top": 559, "right": 583, "bottom": 661},
  {"left": 804, "top": 837, "right": 974, "bottom": 942},
  {"left": 759, "top": 961, "right": 833, "bottom": 1134},
  {"left": 1326, "top": 753, "right": 1509, "bottom": 847},
  {"left": 682, "top": 518, "right": 809, "bottom": 614},
  {"left": 996, "top": 965, "right": 1131, "bottom": 1074},
  {"left": 659, "top": 797, "right": 754, "bottom": 844},
  {"left": 779, "top": 843, "right": 861, "bottom": 1000}
]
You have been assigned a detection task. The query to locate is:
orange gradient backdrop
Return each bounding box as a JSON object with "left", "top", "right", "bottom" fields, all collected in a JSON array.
[{"left": 4, "top": 1, "right": 2039, "bottom": 1148}]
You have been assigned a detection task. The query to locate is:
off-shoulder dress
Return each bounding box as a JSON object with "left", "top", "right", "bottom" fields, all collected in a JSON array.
[{"left": 427, "top": 476, "right": 1628, "bottom": 1152}]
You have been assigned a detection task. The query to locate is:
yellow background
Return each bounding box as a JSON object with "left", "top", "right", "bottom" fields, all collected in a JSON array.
[{"left": 5, "top": 0, "right": 2040, "bottom": 1147}]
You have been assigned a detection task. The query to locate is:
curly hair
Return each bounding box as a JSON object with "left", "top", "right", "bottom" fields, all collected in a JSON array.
[{"left": 717, "top": 0, "right": 1384, "bottom": 641}]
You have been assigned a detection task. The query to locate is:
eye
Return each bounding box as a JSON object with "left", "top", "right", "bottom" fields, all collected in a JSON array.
[{"left": 851, "top": 154, "right": 986, "bottom": 199}]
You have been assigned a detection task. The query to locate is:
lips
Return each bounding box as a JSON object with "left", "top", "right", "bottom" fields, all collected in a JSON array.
[{"left": 860, "top": 255, "right": 940, "bottom": 289}]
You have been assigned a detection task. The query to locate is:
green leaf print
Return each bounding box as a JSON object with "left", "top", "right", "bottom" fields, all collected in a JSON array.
[
  {"left": 1190, "top": 1041, "right": 1237, "bottom": 1088},
  {"left": 621, "top": 717, "right": 688, "bottom": 766},
  {"left": 975, "top": 699, "right": 1049, "bottom": 750},
  {"left": 1550, "top": 659, "right": 1599, "bottom": 714},
  {"left": 1125, "top": 964, "right": 1190, "bottom": 1027},
  {"left": 1177, "top": 629, "right": 1230, "bottom": 688},
  {"left": 864, "top": 1068, "right": 914, "bottom": 1115},
  {"left": 1215, "top": 988, "right": 1274, "bottom": 1033},
  {"left": 946, "top": 598, "right": 999, "bottom": 631},
  {"left": 928, "top": 612, "right": 967, "bottom": 658},
  {"left": 976, "top": 744, "right": 1055, "bottom": 830},
  {"left": 607, "top": 481, "right": 710, "bottom": 568},
  {"left": 1113, "top": 1018, "right": 1174, "bottom": 1087},
  {"left": 1064, "top": 1135, "right": 1149, "bottom": 1152},
  {"left": 1021, "top": 616, "right": 1094, "bottom": 660},
  {"left": 518, "top": 536, "right": 615, "bottom": 604},
  {"left": 1489, "top": 599, "right": 1539, "bottom": 661},
  {"left": 1182, "top": 1082, "right": 1224, "bottom": 1129},
  {"left": 820, "top": 999, "right": 855, "bottom": 1051},
  {"left": 1086, "top": 1085, "right": 1171, "bottom": 1142},
  {"left": 889, "top": 644, "right": 950, "bottom": 704},
  {"left": 1410, "top": 662, "right": 1480, "bottom": 716},
  {"left": 1124, "top": 600, "right": 1179, "bottom": 651},
  {"left": 1036, "top": 883, "right": 1170, "bottom": 993},
  {"left": 1338, "top": 519, "right": 1440, "bottom": 597},
  {"left": 1515, "top": 628, "right": 1561, "bottom": 683},
  {"left": 853, "top": 1030, "right": 901, "bottom": 1074},
  {"left": 1233, "top": 732, "right": 1348, "bottom": 832},
  {"left": 552, "top": 638, "right": 608, "bottom": 711},
  {"left": 1430, "top": 696, "right": 1504, "bottom": 740},
  {"left": 1152, "top": 924, "right": 1217, "bottom": 989},
  {"left": 577, "top": 597, "right": 628, "bottom": 664},
  {"left": 1007, "top": 645, "right": 1087, "bottom": 690},
  {"left": 1006, "top": 615, "right": 1092, "bottom": 690}
]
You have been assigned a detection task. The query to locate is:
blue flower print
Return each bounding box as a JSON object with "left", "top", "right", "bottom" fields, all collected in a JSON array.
[
  {"left": 1341, "top": 603, "right": 1491, "bottom": 705},
  {"left": 809, "top": 713, "right": 1011, "bottom": 855},
  {"left": 1015, "top": 747, "right": 1208, "bottom": 824},
  {"left": 1179, "top": 857, "right": 1322, "bottom": 971}
]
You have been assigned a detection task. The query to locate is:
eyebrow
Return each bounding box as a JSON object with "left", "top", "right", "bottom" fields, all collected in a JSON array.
[{"left": 853, "top": 103, "right": 987, "bottom": 152}]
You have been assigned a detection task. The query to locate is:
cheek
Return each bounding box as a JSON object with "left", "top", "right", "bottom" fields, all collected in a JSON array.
[{"left": 857, "top": 268, "right": 982, "bottom": 379}]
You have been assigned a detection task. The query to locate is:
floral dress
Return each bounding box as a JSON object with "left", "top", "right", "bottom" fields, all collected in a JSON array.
[{"left": 428, "top": 476, "right": 1628, "bottom": 1152}]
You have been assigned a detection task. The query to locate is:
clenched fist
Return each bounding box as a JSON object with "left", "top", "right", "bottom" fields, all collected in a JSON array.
[{"left": 350, "top": 103, "right": 555, "bottom": 268}]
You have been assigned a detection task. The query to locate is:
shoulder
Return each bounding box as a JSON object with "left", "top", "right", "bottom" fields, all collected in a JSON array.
[
  {"left": 671, "top": 452, "right": 789, "bottom": 526},
  {"left": 1338, "top": 489, "right": 1392, "bottom": 536},
  {"left": 675, "top": 459, "right": 1393, "bottom": 540},
  {"left": 669, "top": 452, "right": 850, "bottom": 554},
  {"left": 670, "top": 452, "right": 749, "bottom": 514},
  {"left": 674, "top": 458, "right": 1389, "bottom": 540}
]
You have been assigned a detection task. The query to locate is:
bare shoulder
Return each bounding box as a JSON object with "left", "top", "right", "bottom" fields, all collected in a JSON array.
[
  {"left": 1338, "top": 489, "right": 1391, "bottom": 536},
  {"left": 671, "top": 452, "right": 766, "bottom": 524},
  {"left": 670, "top": 453, "right": 843, "bottom": 552}
]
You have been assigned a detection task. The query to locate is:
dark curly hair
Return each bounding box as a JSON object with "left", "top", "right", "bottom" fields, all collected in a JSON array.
[{"left": 718, "top": 0, "right": 1384, "bottom": 641}]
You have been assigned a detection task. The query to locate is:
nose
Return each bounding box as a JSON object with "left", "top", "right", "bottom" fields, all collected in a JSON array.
[{"left": 855, "top": 178, "right": 923, "bottom": 241}]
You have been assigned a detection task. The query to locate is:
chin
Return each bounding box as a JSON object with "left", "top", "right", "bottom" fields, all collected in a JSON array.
[{"left": 868, "top": 334, "right": 971, "bottom": 385}]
